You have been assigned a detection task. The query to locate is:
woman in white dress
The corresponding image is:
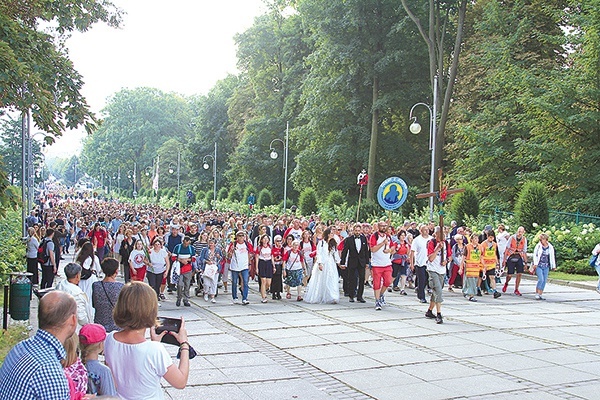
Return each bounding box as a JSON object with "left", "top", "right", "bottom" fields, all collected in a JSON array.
[
  {"left": 76, "top": 241, "right": 101, "bottom": 314},
  {"left": 304, "top": 228, "right": 340, "bottom": 304}
]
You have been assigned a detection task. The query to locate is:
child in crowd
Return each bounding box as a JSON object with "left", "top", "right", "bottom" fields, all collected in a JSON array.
[
  {"left": 79, "top": 323, "right": 118, "bottom": 396},
  {"left": 61, "top": 333, "right": 88, "bottom": 400}
]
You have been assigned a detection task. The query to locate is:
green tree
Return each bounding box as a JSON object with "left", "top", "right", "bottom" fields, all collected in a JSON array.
[
  {"left": 228, "top": 186, "right": 243, "bottom": 202},
  {"left": 299, "top": 188, "right": 318, "bottom": 215},
  {"left": 326, "top": 190, "right": 345, "bottom": 209},
  {"left": 450, "top": 186, "right": 479, "bottom": 226},
  {"left": 217, "top": 187, "right": 229, "bottom": 201},
  {"left": 257, "top": 188, "right": 274, "bottom": 208},
  {"left": 515, "top": 182, "right": 549, "bottom": 231},
  {"left": 82, "top": 88, "right": 193, "bottom": 190},
  {"left": 0, "top": 0, "right": 122, "bottom": 136}
]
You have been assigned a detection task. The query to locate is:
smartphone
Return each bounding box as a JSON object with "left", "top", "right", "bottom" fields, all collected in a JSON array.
[{"left": 155, "top": 317, "right": 181, "bottom": 334}]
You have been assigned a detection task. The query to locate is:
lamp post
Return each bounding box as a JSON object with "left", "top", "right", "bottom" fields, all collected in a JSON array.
[
  {"left": 408, "top": 75, "right": 438, "bottom": 220},
  {"left": 202, "top": 142, "right": 217, "bottom": 208},
  {"left": 27, "top": 132, "right": 50, "bottom": 213},
  {"left": 268, "top": 122, "right": 289, "bottom": 212}
]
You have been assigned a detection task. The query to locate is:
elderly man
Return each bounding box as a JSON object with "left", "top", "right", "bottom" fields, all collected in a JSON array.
[
  {"left": 56, "top": 262, "right": 94, "bottom": 327},
  {"left": 0, "top": 291, "right": 78, "bottom": 400}
]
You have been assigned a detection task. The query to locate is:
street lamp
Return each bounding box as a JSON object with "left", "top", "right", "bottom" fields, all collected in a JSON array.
[
  {"left": 268, "top": 122, "right": 290, "bottom": 212},
  {"left": 408, "top": 75, "right": 438, "bottom": 220},
  {"left": 27, "top": 132, "right": 52, "bottom": 214},
  {"left": 202, "top": 142, "right": 217, "bottom": 208}
]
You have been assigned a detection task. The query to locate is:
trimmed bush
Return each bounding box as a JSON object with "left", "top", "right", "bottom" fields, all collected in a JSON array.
[
  {"left": 228, "top": 186, "right": 243, "bottom": 202},
  {"left": 299, "top": 188, "right": 318, "bottom": 215},
  {"left": 326, "top": 190, "right": 345, "bottom": 209},
  {"left": 450, "top": 186, "right": 479, "bottom": 226},
  {"left": 204, "top": 191, "right": 214, "bottom": 208},
  {"left": 217, "top": 187, "right": 229, "bottom": 201},
  {"left": 515, "top": 182, "right": 549, "bottom": 231},
  {"left": 556, "top": 259, "right": 596, "bottom": 276},
  {"left": 138, "top": 187, "right": 146, "bottom": 197},
  {"left": 195, "top": 190, "right": 204, "bottom": 204},
  {"left": 257, "top": 188, "right": 273, "bottom": 208}
]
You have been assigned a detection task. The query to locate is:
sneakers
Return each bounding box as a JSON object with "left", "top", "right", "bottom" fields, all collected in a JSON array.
[
  {"left": 393, "top": 286, "right": 400, "bottom": 292},
  {"left": 159, "top": 293, "right": 166, "bottom": 300},
  {"left": 493, "top": 291, "right": 502, "bottom": 299},
  {"left": 387, "top": 287, "right": 392, "bottom": 293},
  {"left": 349, "top": 297, "right": 355, "bottom": 303},
  {"left": 468, "top": 296, "right": 477, "bottom": 302},
  {"left": 419, "top": 298, "right": 428, "bottom": 303},
  {"left": 400, "top": 290, "right": 407, "bottom": 296},
  {"left": 502, "top": 283, "right": 508, "bottom": 293},
  {"left": 211, "top": 298, "right": 216, "bottom": 303},
  {"left": 204, "top": 294, "right": 209, "bottom": 302},
  {"left": 242, "top": 299, "right": 250, "bottom": 305},
  {"left": 535, "top": 294, "right": 541, "bottom": 300},
  {"left": 514, "top": 289, "right": 522, "bottom": 296},
  {"left": 176, "top": 299, "right": 181, "bottom": 307},
  {"left": 425, "top": 309, "right": 436, "bottom": 319},
  {"left": 375, "top": 300, "right": 382, "bottom": 311},
  {"left": 476, "top": 289, "right": 482, "bottom": 297},
  {"left": 183, "top": 301, "right": 191, "bottom": 307},
  {"left": 448, "top": 287, "right": 454, "bottom": 292},
  {"left": 232, "top": 298, "right": 241, "bottom": 305},
  {"left": 379, "top": 295, "right": 386, "bottom": 306},
  {"left": 435, "top": 313, "right": 443, "bottom": 324},
  {"left": 261, "top": 298, "right": 268, "bottom": 303}
]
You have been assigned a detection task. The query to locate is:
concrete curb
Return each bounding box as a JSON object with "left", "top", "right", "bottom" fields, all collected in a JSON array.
[{"left": 521, "top": 274, "right": 597, "bottom": 291}]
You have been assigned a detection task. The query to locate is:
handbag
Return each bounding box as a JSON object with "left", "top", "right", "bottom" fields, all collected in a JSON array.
[
  {"left": 80, "top": 267, "right": 93, "bottom": 280},
  {"left": 204, "top": 263, "right": 218, "bottom": 279},
  {"left": 589, "top": 254, "right": 598, "bottom": 268}
]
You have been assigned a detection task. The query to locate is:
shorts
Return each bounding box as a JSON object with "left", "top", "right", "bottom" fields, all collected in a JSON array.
[
  {"left": 485, "top": 268, "right": 496, "bottom": 277},
  {"left": 391, "top": 263, "right": 408, "bottom": 277},
  {"left": 428, "top": 271, "right": 444, "bottom": 303},
  {"left": 258, "top": 259, "right": 274, "bottom": 279},
  {"left": 372, "top": 266, "right": 393, "bottom": 291},
  {"left": 507, "top": 257, "right": 524, "bottom": 274}
]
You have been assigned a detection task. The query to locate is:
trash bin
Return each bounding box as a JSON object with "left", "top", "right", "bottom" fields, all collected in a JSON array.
[{"left": 9, "top": 272, "right": 33, "bottom": 321}]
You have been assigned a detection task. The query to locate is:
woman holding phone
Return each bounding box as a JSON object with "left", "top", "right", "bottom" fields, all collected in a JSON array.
[{"left": 104, "top": 281, "right": 189, "bottom": 399}]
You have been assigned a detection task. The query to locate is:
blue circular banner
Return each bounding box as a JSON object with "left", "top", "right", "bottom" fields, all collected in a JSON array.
[{"left": 377, "top": 177, "right": 408, "bottom": 210}]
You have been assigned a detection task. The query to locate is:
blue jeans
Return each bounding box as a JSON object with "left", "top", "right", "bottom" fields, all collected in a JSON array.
[
  {"left": 535, "top": 266, "right": 549, "bottom": 291},
  {"left": 595, "top": 265, "right": 600, "bottom": 291},
  {"left": 231, "top": 269, "right": 249, "bottom": 301}
]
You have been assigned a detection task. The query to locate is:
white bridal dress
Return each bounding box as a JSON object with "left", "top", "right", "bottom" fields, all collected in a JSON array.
[{"left": 304, "top": 240, "right": 340, "bottom": 304}]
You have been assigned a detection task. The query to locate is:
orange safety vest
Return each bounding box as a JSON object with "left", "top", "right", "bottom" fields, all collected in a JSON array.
[
  {"left": 480, "top": 241, "right": 498, "bottom": 267},
  {"left": 464, "top": 244, "right": 482, "bottom": 277}
]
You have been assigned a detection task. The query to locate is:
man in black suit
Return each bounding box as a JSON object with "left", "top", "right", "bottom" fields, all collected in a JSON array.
[{"left": 340, "top": 224, "right": 370, "bottom": 303}]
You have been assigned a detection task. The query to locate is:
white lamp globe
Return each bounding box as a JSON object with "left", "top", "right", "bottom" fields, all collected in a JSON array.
[
  {"left": 409, "top": 122, "right": 422, "bottom": 135},
  {"left": 203, "top": 163, "right": 209, "bottom": 170},
  {"left": 270, "top": 151, "right": 278, "bottom": 160}
]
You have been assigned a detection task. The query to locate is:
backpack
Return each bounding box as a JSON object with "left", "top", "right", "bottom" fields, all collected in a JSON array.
[{"left": 37, "top": 238, "right": 50, "bottom": 265}]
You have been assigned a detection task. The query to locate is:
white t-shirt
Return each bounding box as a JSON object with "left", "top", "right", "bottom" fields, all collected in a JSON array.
[
  {"left": 149, "top": 248, "right": 168, "bottom": 274},
  {"left": 104, "top": 332, "right": 173, "bottom": 400},
  {"left": 412, "top": 235, "right": 430, "bottom": 267},
  {"left": 230, "top": 242, "right": 251, "bottom": 272},
  {"left": 129, "top": 249, "right": 147, "bottom": 269}
]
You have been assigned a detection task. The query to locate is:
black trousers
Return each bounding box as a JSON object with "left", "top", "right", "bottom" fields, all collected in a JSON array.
[
  {"left": 147, "top": 271, "right": 162, "bottom": 299},
  {"left": 415, "top": 265, "right": 429, "bottom": 301},
  {"left": 345, "top": 264, "right": 366, "bottom": 299},
  {"left": 40, "top": 265, "right": 54, "bottom": 289},
  {"left": 26, "top": 257, "right": 39, "bottom": 285}
]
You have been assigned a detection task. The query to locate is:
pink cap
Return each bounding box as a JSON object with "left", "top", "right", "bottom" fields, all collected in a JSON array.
[{"left": 79, "top": 323, "right": 107, "bottom": 345}]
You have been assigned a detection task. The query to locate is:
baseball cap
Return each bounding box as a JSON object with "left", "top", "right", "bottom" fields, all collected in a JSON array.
[{"left": 79, "top": 323, "right": 107, "bottom": 345}]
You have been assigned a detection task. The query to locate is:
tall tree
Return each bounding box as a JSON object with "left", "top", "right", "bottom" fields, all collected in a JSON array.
[
  {"left": 400, "top": 0, "right": 468, "bottom": 194},
  {"left": 81, "top": 88, "right": 193, "bottom": 190},
  {"left": 295, "top": 0, "right": 430, "bottom": 199},
  {"left": 0, "top": 0, "right": 122, "bottom": 136}
]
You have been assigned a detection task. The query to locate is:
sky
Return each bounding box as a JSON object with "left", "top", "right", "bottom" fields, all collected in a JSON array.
[{"left": 45, "top": 0, "right": 266, "bottom": 158}]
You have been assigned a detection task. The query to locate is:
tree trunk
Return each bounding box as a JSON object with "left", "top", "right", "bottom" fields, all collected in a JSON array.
[{"left": 366, "top": 75, "right": 380, "bottom": 200}]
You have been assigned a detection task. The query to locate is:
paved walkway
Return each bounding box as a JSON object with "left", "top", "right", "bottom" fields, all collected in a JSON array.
[{"left": 21, "top": 257, "right": 600, "bottom": 399}]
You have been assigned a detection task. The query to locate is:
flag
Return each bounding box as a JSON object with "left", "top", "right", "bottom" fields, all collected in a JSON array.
[{"left": 152, "top": 156, "right": 159, "bottom": 193}]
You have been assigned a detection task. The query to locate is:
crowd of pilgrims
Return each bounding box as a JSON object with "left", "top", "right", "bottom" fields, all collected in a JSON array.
[{"left": 25, "top": 192, "right": 545, "bottom": 310}]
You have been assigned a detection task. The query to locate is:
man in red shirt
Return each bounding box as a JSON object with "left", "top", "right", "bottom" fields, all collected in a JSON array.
[{"left": 369, "top": 221, "right": 396, "bottom": 310}]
